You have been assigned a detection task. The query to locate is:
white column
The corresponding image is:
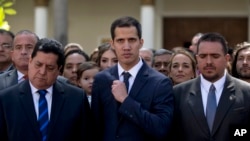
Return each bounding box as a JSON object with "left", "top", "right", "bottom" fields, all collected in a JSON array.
[
  {"left": 248, "top": 0, "right": 250, "bottom": 42},
  {"left": 54, "top": 0, "right": 68, "bottom": 46},
  {"left": 34, "top": 6, "right": 48, "bottom": 38},
  {"left": 155, "top": 0, "right": 164, "bottom": 50},
  {"left": 140, "top": 0, "right": 155, "bottom": 49}
]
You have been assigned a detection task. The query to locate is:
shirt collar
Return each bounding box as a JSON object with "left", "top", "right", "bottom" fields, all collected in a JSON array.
[
  {"left": 118, "top": 57, "right": 143, "bottom": 78},
  {"left": 29, "top": 81, "right": 53, "bottom": 95},
  {"left": 17, "top": 70, "right": 25, "bottom": 81},
  {"left": 200, "top": 70, "right": 226, "bottom": 92}
]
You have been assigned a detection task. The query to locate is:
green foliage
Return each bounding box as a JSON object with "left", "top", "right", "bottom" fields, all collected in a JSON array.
[{"left": 0, "top": 0, "right": 16, "bottom": 30}]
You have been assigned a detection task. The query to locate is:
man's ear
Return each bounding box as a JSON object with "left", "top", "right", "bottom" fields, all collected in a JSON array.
[
  {"left": 139, "top": 39, "right": 144, "bottom": 49},
  {"left": 110, "top": 40, "right": 115, "bottom": 50}
]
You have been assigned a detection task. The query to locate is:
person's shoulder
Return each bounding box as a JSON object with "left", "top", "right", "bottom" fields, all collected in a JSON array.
[
  {"left": 230, "top": 75, "right": 250, "bottom": 89},
  {"left": 94, "top": 66, "right": 115, "bottom": 80},
  {"left": 174, "top": 77, "right": 197, "bottom": 90},
  {"left": 147, "top": 67, "right": 169, "bottom": 79},
  {"left": 0, "top": 69, "right": 16, "bottom": 78},
  {"left": 55, "top": 81, "right": 82, "bottom": 92},
  {"left": 0, "top": 81, "right": 22, "bottom": 97},
  {"left": 56, "top": 75, "right": 69, "bottom": 83}
]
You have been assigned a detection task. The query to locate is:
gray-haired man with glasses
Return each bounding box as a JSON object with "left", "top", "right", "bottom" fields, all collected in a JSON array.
[{"left": 0, "top": 29, "right": 15, "bottom": 74}]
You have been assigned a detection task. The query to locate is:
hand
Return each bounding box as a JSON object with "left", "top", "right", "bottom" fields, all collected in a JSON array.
[{"left": 112, "top": 80, "right": 128, "bottom": 103}]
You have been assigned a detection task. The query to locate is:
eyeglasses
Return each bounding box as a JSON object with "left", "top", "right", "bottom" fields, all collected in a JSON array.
[{"left": 0, "top": 43, "right": 12, "bottom": 49}]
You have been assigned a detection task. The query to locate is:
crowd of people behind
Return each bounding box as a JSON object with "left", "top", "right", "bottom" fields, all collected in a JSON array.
[{"left": 0, "top": 16, "right": 250, "bottom": 141}]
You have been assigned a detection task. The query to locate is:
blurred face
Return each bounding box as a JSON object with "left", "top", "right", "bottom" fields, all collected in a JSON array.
[
  {"left": 139, "top": 50, "right": 153, "bottom": 67},
  {"left": 100, "top": 49, "right": 118, "bottom": 70},
  {"left": 189, "top": 36, "right": 200, "bottom": 54},
  {"left": 196, "top": 41, "right": 229, "bottom": 83},
  {"left": 169, "top": 54, "right": 195, "bottom": 85},
  {"left": 153, "top": 54, "right": 172, "bottom": 76},
  {"left": 111, "top": 26, "right": 143, "bottom": 70},
  {"left": 11, "top": 34, "right": 37, "bottom": 72},
  {"left": 63, "top": 53, "right": 87, "bottom": 85},
  {"left": 28, "top": 52, "right": 60, "bottom": 89},
  {"left": 236, "top": 48, "right": 250, "bottom": 79},
  {"left": 78, "top": 68, "right": 99, "bottom": 95},
  {"left": 90, "top": 51, "right": 98, "bottom": 62},
  {"left": 0, "top": 34, "right": 13, "bottom": 66}
]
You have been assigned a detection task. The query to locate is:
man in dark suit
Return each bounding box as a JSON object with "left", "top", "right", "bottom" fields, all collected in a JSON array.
[
  {"left": 91, "top": 16, "right": 174, "bottom": 141},
  {"left": 0, "top": 29, "right": 39, "bottom": 89},
  {"left": 172, "top": 32, "right": 250, "bottom": 141},
  {"left": 0, "top": 38, "right": 91, "bottom": 141},
  {"left": 0, "top": 29, "right": 15, "bottom": 74},
  {"left": 0, "top": 30, "right": 68, "bottom": 90}
]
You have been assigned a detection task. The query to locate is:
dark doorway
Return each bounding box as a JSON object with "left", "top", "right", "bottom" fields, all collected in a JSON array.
[{"left": 163, "top": 17, "right": 248, "bottom": 50}]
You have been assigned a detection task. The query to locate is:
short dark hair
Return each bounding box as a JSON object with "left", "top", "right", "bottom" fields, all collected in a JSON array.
[
  {"left": 31, "top": 38, "right": 64, "bottom": 68},
  {"left": 64, "top": 49, "right": 90, "bottom": 63},
  {"left": 0, "top": 29, "right": 14, "bottom": 39},
  {"left": 110, "top": 16, "right": 142, "bottom": 40},
  {"left": 61, "top": 49, "right": 90, "bottom": 74},
  {"left": 197, "top": 32, "right": 228, "bottom": 55}
]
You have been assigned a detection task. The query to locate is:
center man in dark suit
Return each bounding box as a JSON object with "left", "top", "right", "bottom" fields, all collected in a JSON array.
[
  {"left": 91, "top": 16, "right": 174, "bottom": 141},
  {"left": 0, "top": 38, "right": 92, "bottom": 141},
  {"left": 172, "top": 32, "right": 250, "bottom": 141}
]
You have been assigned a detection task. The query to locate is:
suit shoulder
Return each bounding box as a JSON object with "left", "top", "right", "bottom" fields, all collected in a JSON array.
[
  {"left": 57, "top": 81, "right": 83, "bottom": 92},
  {"left": 231, "top": 76, "right": 250, "bottom": 89},
  {"left": 0, "top": 69, "right": 15, "bottom": 78},
  {"left": 0, "top": 82, "right": 20, "bottom": 97},
  {"left": 173, "top": 78, "right": 196, "bottom": 90}
]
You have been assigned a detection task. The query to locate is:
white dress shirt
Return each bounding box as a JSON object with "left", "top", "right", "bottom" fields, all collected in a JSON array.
[
  {"left": 29, "top": 82, "right": 53, "bottom": 120},
  {"left": 200, "top": 71, "right": 226, "bottom": 115},
  {"left": 117, "top": 57, "right": 143, "bottom": 93}
]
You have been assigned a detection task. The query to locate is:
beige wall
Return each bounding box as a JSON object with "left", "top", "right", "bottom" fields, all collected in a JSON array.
[{"left": 5, "top": 0, "right": 250, "bottom": 54}]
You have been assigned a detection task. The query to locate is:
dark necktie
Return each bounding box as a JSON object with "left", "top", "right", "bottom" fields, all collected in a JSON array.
[
  {"left": 38, "top": 90, "right": 49, "bottom": 141},
  {"left": 123, "top": 72, "right": 131, "bottom": 92},
  {"left": 23, "top": 75, "right": 28, "bottom": 80},
  {"left": 206, "top": 84, "right": 217, "bottom": 132}
]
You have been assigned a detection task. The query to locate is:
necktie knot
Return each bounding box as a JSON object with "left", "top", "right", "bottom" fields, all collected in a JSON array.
[
  {"left": 123, "top": 72, "right": 131, "bottom": 80},
  {"left": 38, "top": 90, "right": 47, "bottom": 97},
  {"left": 209, "top": 84, "right": 215, "bottom": 92}
]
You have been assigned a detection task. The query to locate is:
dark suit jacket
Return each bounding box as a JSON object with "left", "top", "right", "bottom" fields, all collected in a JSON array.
[
  {"left": 91, "top": 61, "right": 174, "bottom": 141},
  {"left": 0, "top": 80, "right": 92, "bottom": 141},
  {"left": 0, "top": 69, "right": 70, "bottom": 90},
  {"left": 172, "top": 74, "right": 250, "bottom": 141}
]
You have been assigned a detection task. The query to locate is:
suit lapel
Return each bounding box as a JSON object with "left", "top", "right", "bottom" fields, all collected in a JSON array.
[
  {"left": 129, "top": 63, "right": 148, "bottom": 98},
  {"left": 187, "top": 77, "right": 210, "bottom": 134},
  {"left": 212, "top": 75, "right": 235, "bottom": 135},
  {"left": 47, "top": 81, "right": 65, "bottom": 134},
  {"left": 5, "top": 69, "right": 18, "bottom": 87},
  {"left": 19, "top": 80, "right": 41, "bottom": 138}
]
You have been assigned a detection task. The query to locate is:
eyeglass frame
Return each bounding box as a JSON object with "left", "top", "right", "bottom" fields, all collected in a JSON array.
[{"left": 0, "top": 43, "right": 12, "bottom": 49}]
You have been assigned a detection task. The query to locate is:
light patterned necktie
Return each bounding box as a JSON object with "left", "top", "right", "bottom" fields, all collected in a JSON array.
[
  {"left": 38, "top": 90, "right": 49, "bottom": 141},
  {"left": 206, "top": 84, "right": 217, "bottom": 132}
]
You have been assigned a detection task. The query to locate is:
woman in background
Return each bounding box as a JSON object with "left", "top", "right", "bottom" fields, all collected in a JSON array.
[
  {"left": 168, "top": 48, "right": 197, "bottom": 85},
  {"left": 96, "top": 42, "right": 118, "bottom": 70},
  {"left": 62, "top": 50, "right": 90, "bottom": 86}
]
